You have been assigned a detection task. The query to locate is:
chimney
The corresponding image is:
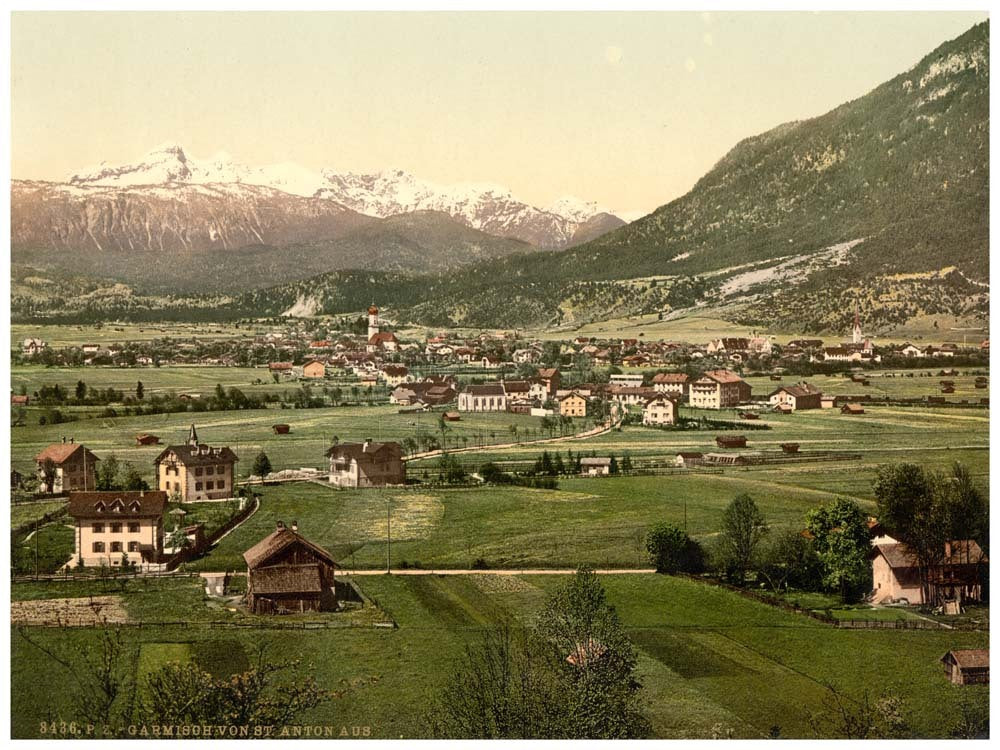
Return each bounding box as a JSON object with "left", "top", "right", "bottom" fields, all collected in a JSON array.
[
  {"left": 363, "top": 438, "right": 372, "bottom": 452},
  {"left": 291, "top": 520, "right": 298, "bottom": 532},
  {"left": 276, "top": 520, "right": 285, "bottom": 531}
]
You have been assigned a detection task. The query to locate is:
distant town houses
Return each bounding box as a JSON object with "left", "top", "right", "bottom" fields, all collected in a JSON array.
[
  {"left": 154, "top": 424, "right": 239, "bottom": 502},
  {"left": 35, "top": 439, "right": 99, "bottom": 493},
  {"left": 67, "top": 490, "right": 167, "bottom": 568},
  {"left": 326, "top": 439, "right": 405, "bottom": 488}
]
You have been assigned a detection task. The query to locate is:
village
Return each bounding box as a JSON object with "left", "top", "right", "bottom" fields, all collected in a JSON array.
[{"left": 9, "top": 302, "right": 990, "bottom": 738}]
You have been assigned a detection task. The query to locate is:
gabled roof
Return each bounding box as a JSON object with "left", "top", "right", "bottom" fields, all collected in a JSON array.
[
  {"left": 942, "top": 649, "right": 989, "bottom": 669},
  {"left": 155, "top": 443, "right": 239, "bottom": 467},
  {"left": 873, "top": 540, "right": 988, "bottom": 569},
  {"left": 243, "top": 526, "right": 338, "bottom": 570},
  {"left": 325, "top": 441, "right": 402, "bottom": 461},
  {"left": 465, "top": 383, "right": 505, "bottom": 396},
  {"left": 537, "top": 368, "right": 560, "bottom": 378},
  {"left": 67, "top": 491, "right": 167, "bottom": 519},
  {"left": 697, "top": 369, "right": 745, "bottom": 385},
  {"left": 652, "top": 372, "right": 689, "bottom": 384},
  {"left": 368, "top": 332, "right": 398, "bottom": 345},
  {"left": 35, "top": 443, "right": 100, "bottom": 465}
]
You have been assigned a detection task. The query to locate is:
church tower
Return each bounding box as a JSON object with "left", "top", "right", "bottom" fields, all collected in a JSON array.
[
  {"left": 852, "top": 303, "right": 862, "bottom": 345},
  {"left": 367, "top": 304, "right": 380, "bottom": 340}
]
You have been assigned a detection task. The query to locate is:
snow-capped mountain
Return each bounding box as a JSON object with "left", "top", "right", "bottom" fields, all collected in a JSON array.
[{"left": 60, "top": 144, "right": 624, "bottom": 248}]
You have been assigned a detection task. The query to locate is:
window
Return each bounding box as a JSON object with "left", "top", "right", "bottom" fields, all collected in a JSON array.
[
  {"left": 216, "top": 478, "right": 225, "bottom": 488},
  {"left": 127, "top": 541, "right": 140, "bottom": 552},
  {"left": 128, "top": 522, "right": 140, "bottom": 533},
  {"left": 206, "top": 466, "right": 214, "bottom": 475},
  {"left": 110, "top": 542, "right": 122, "bottom": 553},
  {"left": 92, "top": 523, "right": 104, "bottom": 533},
  {"left": 110, "top": 523, "right": 122, "bottom": 533},
  {"left": 92, "top": 541, "right": 105, "bottom": 553},
  {"left": 195, "top": 482, "right": 203, "bottom": 491},
  {"left": 195, "top": 467, "right": 203, "bottom": 476},
  {"left": 206, "top": 481, "right": 214, "bottom": 490}
]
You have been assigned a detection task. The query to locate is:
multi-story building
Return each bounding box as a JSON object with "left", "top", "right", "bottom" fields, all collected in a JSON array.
[
  {"left": 768, "top": 383, "right": 823, "bottom": 411},
  {"left": 651, "top": 372, "right": 690, "bottom": 397},
  {"left": 326, "top": 440, "right": 405, "bottom": 488},
  {"left": 559, "top": 391, "right": 588, "bottom": 417},
  {"left": 642, "top": 394, "right": 678, "bottom": 426},
  {"left": 66, "top": 490, "right": 167, "bottom": 568},
  {"left": 688, "top": 370, "right": 752, "bottom": 409},
  {"left": 154, "top": 425, "right": 239, "bottom": 502},
  {"left": 35, "top": 440, "right": 99, "bottom": 493}
]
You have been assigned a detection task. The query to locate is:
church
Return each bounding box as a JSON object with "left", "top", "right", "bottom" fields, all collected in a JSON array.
[{"left": 365, "top": 303, "right": 399, "bottom": 353}]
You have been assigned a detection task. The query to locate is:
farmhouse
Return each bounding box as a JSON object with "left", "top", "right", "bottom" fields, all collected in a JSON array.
[
  {"left": 326, "top": 440, "right": 405, "bottom": 488},
  {"left": 35, "top": 440, "right": 99, "bottom": 493},
  {"left": 768, "top": 382, "right": 823, "bottom": 411},
  {"left": 559, "top": 391, "right": 588, "bottom": 418},
  {"left": 244, "top": 521, "right": 338, "bottom": 615},
  {"left": 689, "top": 370, "right": 751, "bottom": 409},
  {"left": 580, "top": 457, "right": 612, "bottom": 476},
  {"left": 458, "top": 383, "right": 507, "bottom": 412},
  {"left": 66, "top": 490, "right": 167, "bottom": 568},
  {"left": 642, "top": 394, "right": 678, "bottom": 426},
  {"left": 154, "top": 425, "right": 239, "bottom": 502},
  {"left": 651, "top": 372, "right": 689, "bottom": 397},
  {"left": 707, "top": 337, "right": 749, "bottom": 354},
  {"left": 870, "top": 539, "right": 988, "bottom": 606},
  {"left": 21, "top": 337, "right": 47, "bottom": 355},
  {"left": 380, "top": 364, "right": 409, "bottom": 387},
  {"left": 11, "top": 394, "right": 29, "bottom": 406},
  {"left": 940, "top": 650, "right": 989, "bottom": 686},
  {"left": 674, "top": 452, "right": 704, "bottom": 467}
]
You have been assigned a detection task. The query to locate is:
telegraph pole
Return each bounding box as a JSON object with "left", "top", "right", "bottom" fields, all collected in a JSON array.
[{"left": 386, "top": 496, "right": 391, "bottom": 574}]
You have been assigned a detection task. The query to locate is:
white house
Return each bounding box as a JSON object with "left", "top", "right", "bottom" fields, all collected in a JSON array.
[
  {"left": 642, "top": 394, "right": 678, "bottom": 426},
  {"left": 457, "top": 383, "right": 507, "bottom": 412}
]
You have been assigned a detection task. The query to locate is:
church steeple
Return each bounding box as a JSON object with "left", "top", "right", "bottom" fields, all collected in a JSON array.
[
  {"left": 187, "top": 423, "right": 199, "bottom": 447},
  {"left": 367, "top": 303, "right": 380, "bottom": 340},
  {"left": 852, "top": 303, "right": 862, "bottom": 345}
]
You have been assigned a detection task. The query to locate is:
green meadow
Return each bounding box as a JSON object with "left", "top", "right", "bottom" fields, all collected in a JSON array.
[{"left": 10, "top": 573, "right": 987, "bottom": 739}]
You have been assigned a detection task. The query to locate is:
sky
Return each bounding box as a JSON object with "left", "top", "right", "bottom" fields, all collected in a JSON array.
[{"left": 11, "top": 11, "right": 988, "bottom": 217}]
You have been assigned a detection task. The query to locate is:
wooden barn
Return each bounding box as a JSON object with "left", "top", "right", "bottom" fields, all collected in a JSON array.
[
  {"left": 841, "top": 403, "right": 865, "bottom": 415},
  {"left": 243, "top": 521, "right": 338, "bottom": 615},
  {"left": 716, "top": 435, "right": 747, "bottom": 449},
  {"left": 272, "top": 424, "right": 291, "bottom": 434},
  {"left": 941, "top": 650, "right": 989, "bottom": 685},
  {"left": 443, "top": 411, "right": 461, "bottom": 422},
  {"left": 781, "top": 443, "right": 800, "bottom": 454},
  {"left": 739, "top": 411, "right": 759, "bottom": 420},
  {"left": 135, "top": 434, "right": 160, "bottom": 446}
]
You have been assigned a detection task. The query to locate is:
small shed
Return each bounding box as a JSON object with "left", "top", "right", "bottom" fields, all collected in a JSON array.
[
  {"left": 781, "top": 443, "right": 800, "bottom": 454},
  {"left": 135, "top": 434, "right": 161, "bottom": 446},
  {"left": 772, "top": 403, "right": 793, "bottom": 414},
  {"left": 580, "top": 457, "right": 612, "bottom": 476},
  {"left": 841, "top": 403, "right": 865, "bottom": 415},
  {"left": 272, "top": 424, "right": 291, "bottom": 435},
  {"left": 769, "top": 374, "right": 783, "bottom": 382},
  {"left": 716, "top": 435, "right": 747, "bottom": 449},
  {"left": 443, "top": 412, "right": 461, "bottom": 422},
  {"left": 941, "top": 650, "right": 989, "bottom": 685},
  {"left": 820, "top": 396, "right": 837, "bottom": 409},
  {"left": 674, "top": 452, "right": 704, "bottom": 467},
  {"left": 739, "top": 411, "right": 759, "bottom": 420}
]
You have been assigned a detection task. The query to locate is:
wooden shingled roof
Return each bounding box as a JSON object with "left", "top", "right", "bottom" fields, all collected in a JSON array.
[
  {"left": 243, "top": 525, "right": 338, "bottom": 570},
  {"left": 943, "top": 649, "right": 990, "bottom": 669}
]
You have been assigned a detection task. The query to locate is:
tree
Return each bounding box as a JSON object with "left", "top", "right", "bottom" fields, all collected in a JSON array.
[
  {"left": 40, "top": 457, "right": 57, "bottom": 493},
  {"left": 620, "top": 452, "right": 633, "bottom": 475},
  {"left": 120, "top": 464, "right": 149, "bottom": 492},
  {"left": 715, "top": 494, "right": 768, "bottom": 585},
  {"left": 252, "top": 451, "right": 273, "bottom": 479},
  {"left": 540, "top": 450, "right": 555, "bottom": 476},
  {"left": 535, "top": 568, "right": 651, "bottom": 738},
  {"left": 135, "top": 380, "right": 144, "bottom": 400},
  {"left": 806, "top": 498, "right": 872, "bottom": 603},
  {"left": 609, "top": 455, "right": 619, "bottom": 475},
  {"left": 141, "top": 646, "right": 333, "bottom": 729},
  {"left": 645, "top": 523, "right": 702, "bottom": 574},
  {"left": 810, "top": 686, "right": 909, "bottom": 739},
  {"left": 553, "top": 453, "right": 565, "bottom": 475},
  {"left": 96, "top": 455, "right": 122, "bottom": 491},
  {"left": 75, "top": 380, "right": 87, "bottom": 401},
  {"left": 758, "top": 528, "right": 823, "bottom": 593}
]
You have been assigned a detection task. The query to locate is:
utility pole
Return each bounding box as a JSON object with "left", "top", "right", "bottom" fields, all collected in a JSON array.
[{"left": 386, "top": 496, "right": 391, "bottom": 574}]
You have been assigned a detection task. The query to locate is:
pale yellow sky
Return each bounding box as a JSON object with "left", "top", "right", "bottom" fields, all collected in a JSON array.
[{"left": 11, "top": 11, "right": 988, "bottom": 214}]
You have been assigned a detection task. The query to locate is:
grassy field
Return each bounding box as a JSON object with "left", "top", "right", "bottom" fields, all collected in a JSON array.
[
  {"left": 743, "top": 369, "right": 988, "bottom": 400},
  {"left": 9, "top": 403, "right": 565, "bottom": 480},
  {"left": 181, "top": 470, "right": 861, "bottom": 572},
  {"left": 10, "top": 573, "right": 987, "bottom": 739},
  {"left": 11, "top": 500, "right": 68, "bottom": 529},
  {"left": 12, "top": 322, "right": 261, "bottom": 347}
]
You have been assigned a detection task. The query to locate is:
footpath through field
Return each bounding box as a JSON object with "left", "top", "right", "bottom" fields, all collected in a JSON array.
[{"left": 402, "top": 413, "right": 623, "bottom": 463}]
